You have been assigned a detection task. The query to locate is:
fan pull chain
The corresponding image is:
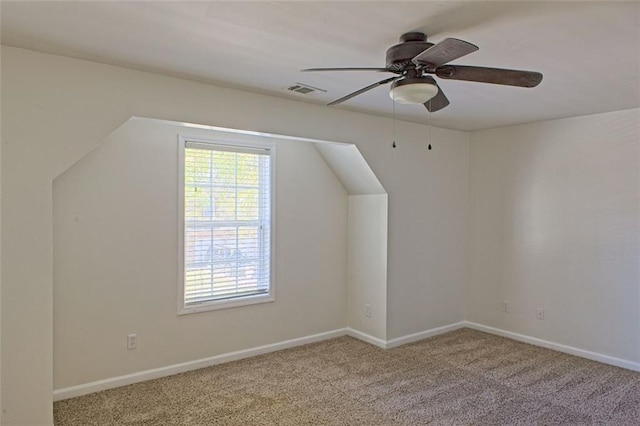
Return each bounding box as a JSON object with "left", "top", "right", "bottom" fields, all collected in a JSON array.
[
  {"left": 392, "top": 99, "right": 397, "bottom": 148},
  {"left": 427, "top": 100, "right": 432, "bottom": 150}
]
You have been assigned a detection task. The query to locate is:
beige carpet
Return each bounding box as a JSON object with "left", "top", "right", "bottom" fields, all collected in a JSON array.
[{"left": 54, "top": 328, "right": 640, "bottom": 425}]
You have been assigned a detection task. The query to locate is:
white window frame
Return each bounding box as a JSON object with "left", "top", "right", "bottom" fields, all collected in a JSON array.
[{"left": 178, "top": 134, "right": 276, "bottom": 314}]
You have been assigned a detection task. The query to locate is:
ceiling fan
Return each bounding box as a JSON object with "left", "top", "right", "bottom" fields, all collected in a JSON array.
[{"left": 302, "top": 32, "right": 542, "bottom": 112}]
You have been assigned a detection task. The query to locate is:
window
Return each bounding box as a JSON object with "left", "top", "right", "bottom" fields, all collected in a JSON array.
[{"left": 179, "top": 136, "right": 274, "bottom": 313}]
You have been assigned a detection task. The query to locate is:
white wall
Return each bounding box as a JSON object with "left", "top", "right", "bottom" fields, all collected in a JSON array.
[
  {"left": 467, "top": 108, "right": 640, "bottom": 364},
  {"left": 1, "top": 47, "right": 469, "bottom": 424},
  {"left": 314, "top": 143, "right": 389, "bottom": 342},
  {"left": 52, "top": 118, "right": 348, "bottom": 389},
  {"left": 385, "top": 129, "right": 470, "bottom": 339},
  {"left": 347, "top": 195, "right": 388, "bottom": 340},
  {"left": 314, "top": 143, "right": 386, "bottom": 195}
]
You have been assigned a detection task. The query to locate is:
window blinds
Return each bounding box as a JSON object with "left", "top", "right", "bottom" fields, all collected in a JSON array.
[{"left": 183, "top": 141, "right": 271, "bottom": 306}]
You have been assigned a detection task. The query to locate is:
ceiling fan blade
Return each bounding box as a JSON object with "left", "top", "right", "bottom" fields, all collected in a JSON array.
[
  {"left": 328, "top": 76, "right": 399, "bottom": 106},
  {"left": 412, "top": 38, "right": 478, "bottom": 68},
  {"left": 302, "top": 67, "right": 395, "bottom": 73},
  {"left": 425, "top": 82, "right": 450, "bottom": 112},
  {"left": 436, "top": 65, "right": 543, "bottom": 87}
]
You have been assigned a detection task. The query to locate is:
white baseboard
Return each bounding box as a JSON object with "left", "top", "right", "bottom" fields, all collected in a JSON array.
[
  {"left": 53, "top": 328, "right": 348, "bottom": 401},
  {"left": 54, "top": 322, "right": 465, "bottom": 401},
  {"left": 385, "top": 322, "right": 466, "bottom": 348},
  {"left": 58, "top": 320, "right": 636, "bottom": 402},
  {"left": 346, "top": 322, "right": 466, "bottom": 349},
  {"left": 464, "top": 321, "right": 640, "bottom": 372},
  {"left": 345, "top": 328, "right": 387, "bottom": 348}
]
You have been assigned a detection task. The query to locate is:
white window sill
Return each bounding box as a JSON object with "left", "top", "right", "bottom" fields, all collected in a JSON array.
[{"left": 178, "top": 293, "right": 275, "bottom": 315}]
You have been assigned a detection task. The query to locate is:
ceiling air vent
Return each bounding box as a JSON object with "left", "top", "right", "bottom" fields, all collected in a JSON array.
[{"left": 283, "top": 83, "right": 326, "bottom": 96}]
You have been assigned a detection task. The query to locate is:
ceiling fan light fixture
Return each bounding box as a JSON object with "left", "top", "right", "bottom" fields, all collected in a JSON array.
[{"left": 389, "top": 77, "right": 439, "bottom": 104}]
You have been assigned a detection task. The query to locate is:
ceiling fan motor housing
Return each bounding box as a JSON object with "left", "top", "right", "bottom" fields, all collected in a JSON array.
[{"left": 386, "top": 32, "right": 433, "bottom": 72}]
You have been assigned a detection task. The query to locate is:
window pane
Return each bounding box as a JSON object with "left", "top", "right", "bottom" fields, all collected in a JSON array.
[
  {"left": 237, "top": 188, "right": 259, "bottom": 220},
  {"left": 183, "top": 142, "right": 271, "bottom": 307},
  {"left": 212, "top": 186, "right": 236, "bottom": 221},
  {"left": 236, "top": 153, "right": 259, "bottom": 186}
]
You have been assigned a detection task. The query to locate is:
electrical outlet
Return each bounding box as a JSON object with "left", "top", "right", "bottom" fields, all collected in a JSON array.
[
  {"left": 502, "top": 301, "right": 510, "bottom": 313},
  {"left": 127, "top": 333, "right": 137, "bottom": 350},
  {"left": 365, "top": 304, "right": 372, "bottom": 318},
  {"left": 536, "top": 308, "right": 544, "bottom": 320}
]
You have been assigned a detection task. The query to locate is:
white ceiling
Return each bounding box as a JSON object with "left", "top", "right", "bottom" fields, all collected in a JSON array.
[{"left": 1, "top": 1, "right": 639, "bottom": 131}]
